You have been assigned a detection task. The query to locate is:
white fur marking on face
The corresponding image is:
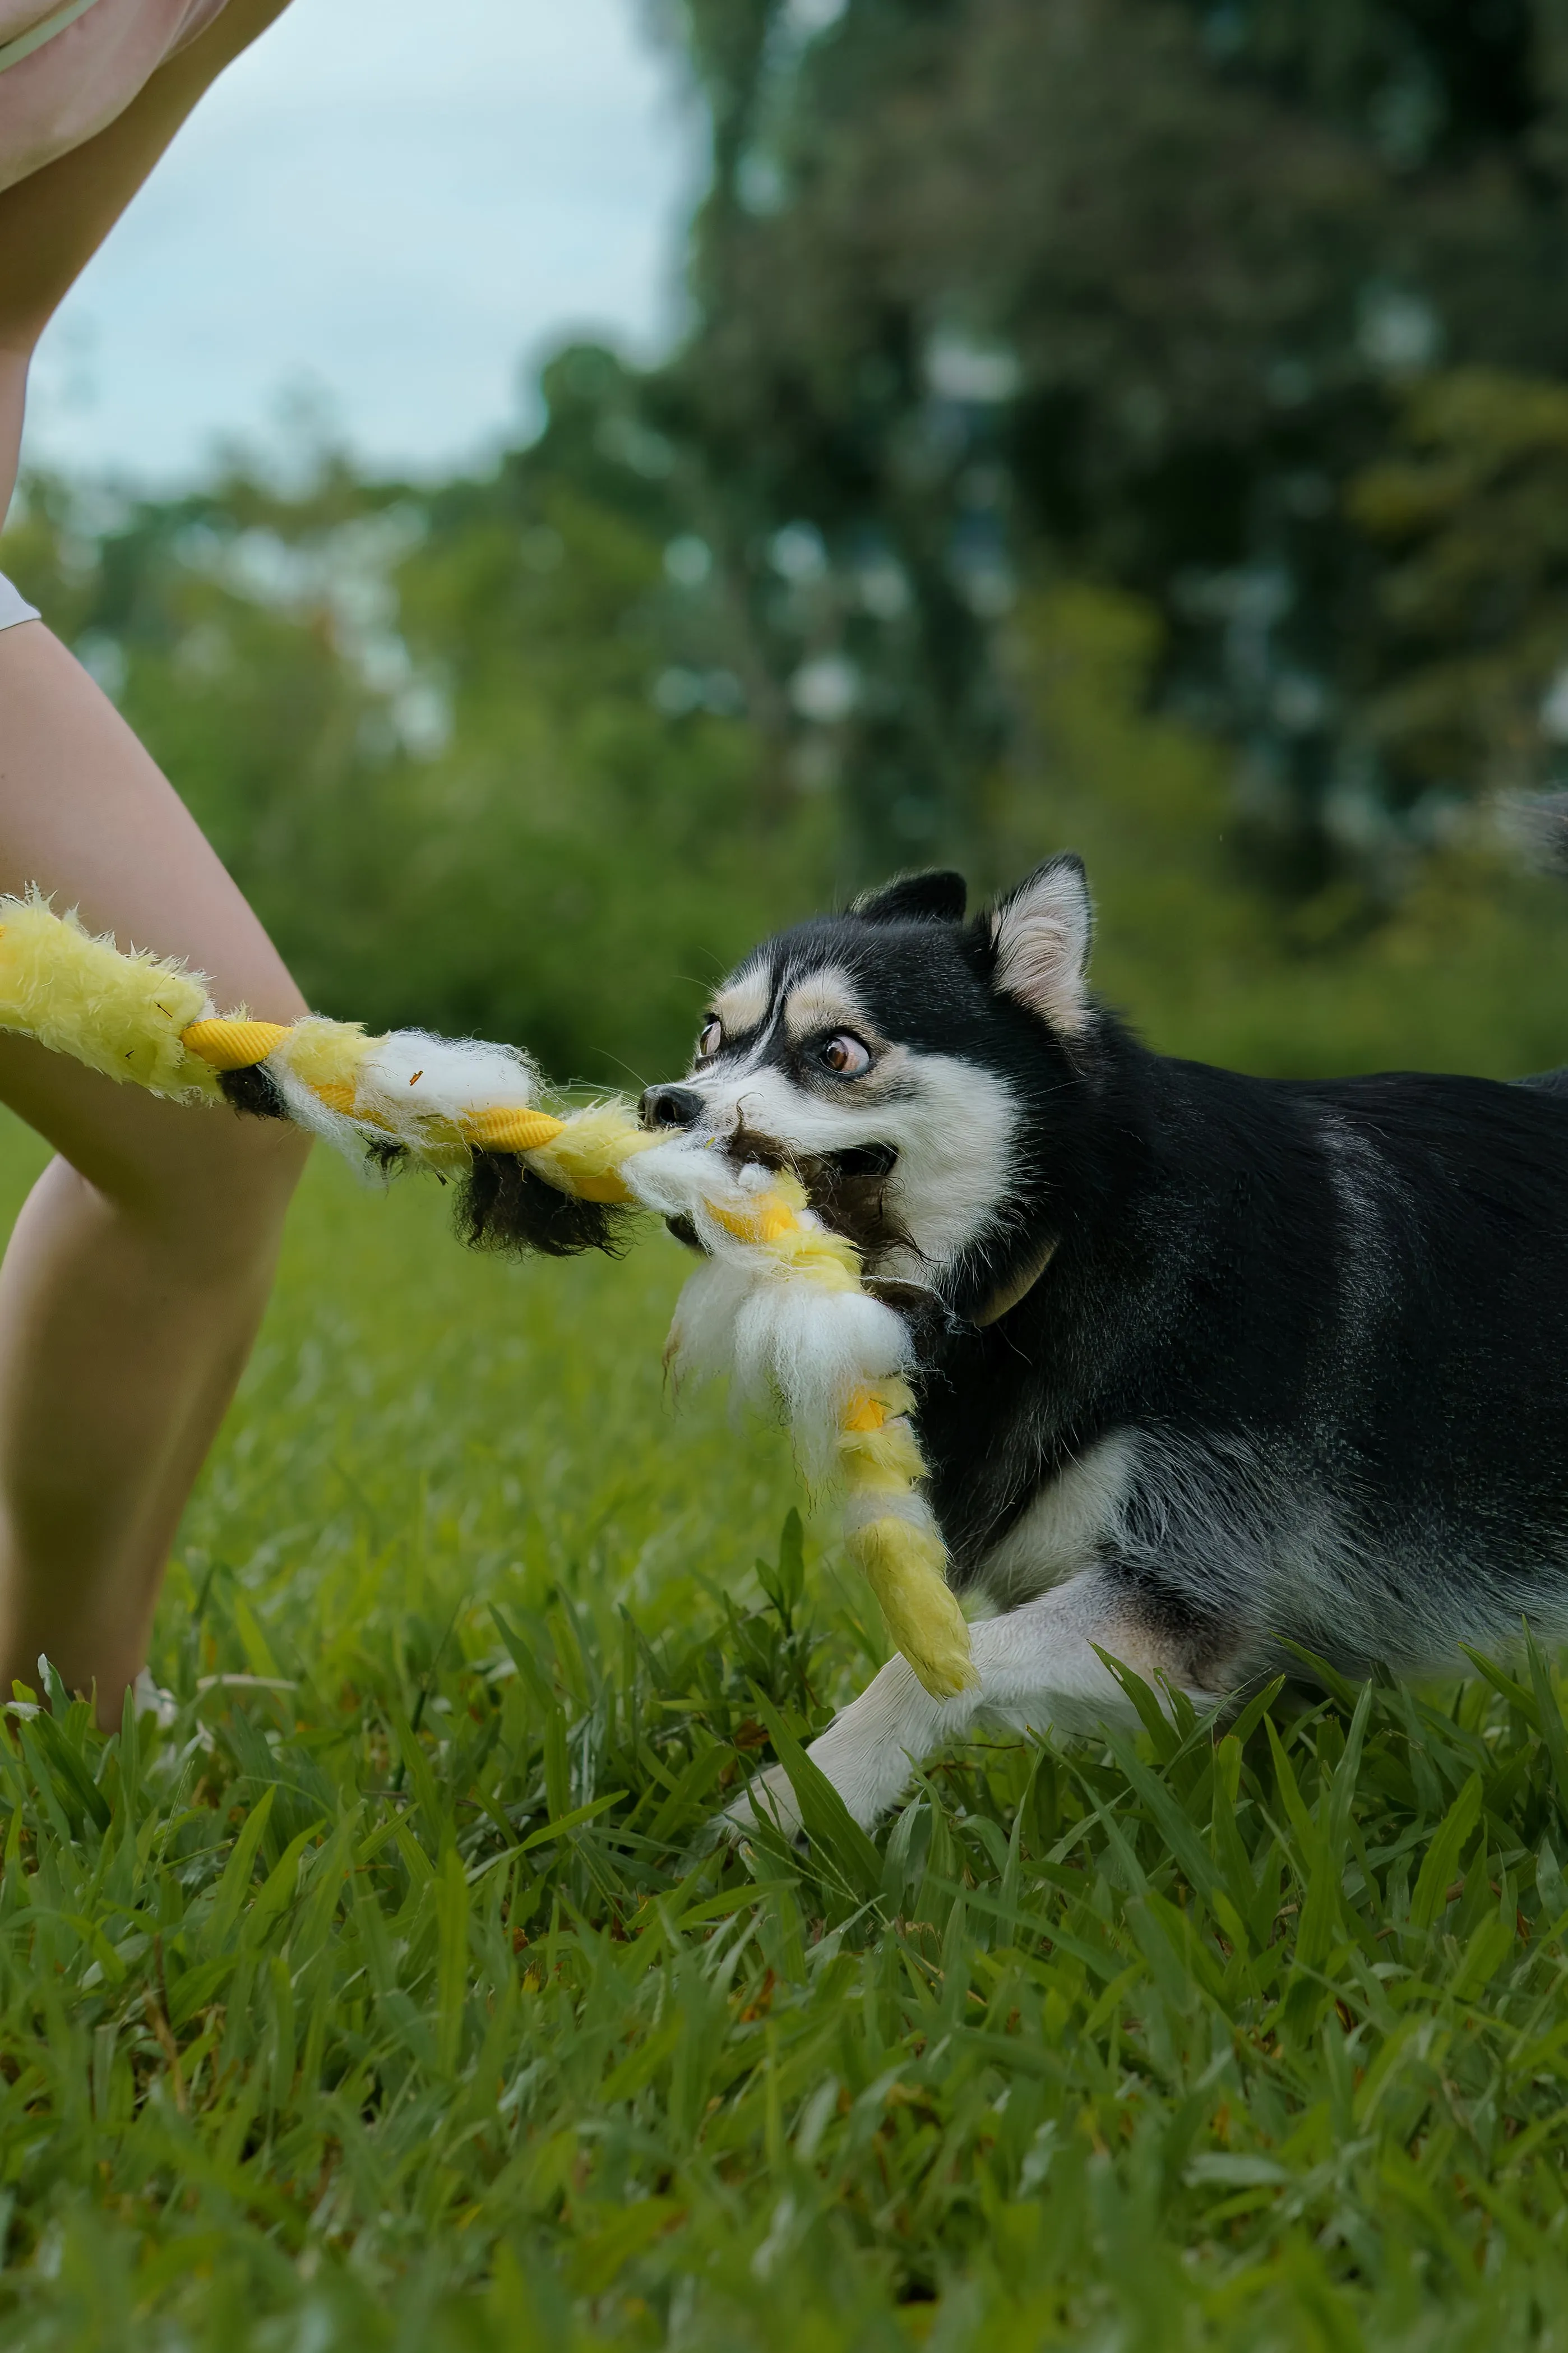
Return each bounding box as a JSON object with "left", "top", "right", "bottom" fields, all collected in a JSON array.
[
  {"left": 783, "top": 968, "right": 873, "bottom": 1043},
  {"left": 991, "top": 860, "right": 1092, "bottom": 1034},
  {"left": 710, "top": 964, "right": 771, "bottom": 1042},
  {"left": 672, "top": 1049, "right": 1020, "bottom": 1273}
]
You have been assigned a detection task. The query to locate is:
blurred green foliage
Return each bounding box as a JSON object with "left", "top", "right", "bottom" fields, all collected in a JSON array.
[
  {"left": 1350, "top": 370, "right": 1568, "bottom": 807},
  {"left": 656, "top": 0, "right": 1568, "bottom": 901},
  {"left": 1000, "top": 580, "right": 1568, "bottom": 1080},
  {"left": 13, "top": 388, "right": 1568, "bottom": 1087}
]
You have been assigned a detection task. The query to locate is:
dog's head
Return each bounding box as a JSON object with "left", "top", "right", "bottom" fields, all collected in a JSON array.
[{"left": 640, "top": 856, "right": 1102, "bottom": 1324}]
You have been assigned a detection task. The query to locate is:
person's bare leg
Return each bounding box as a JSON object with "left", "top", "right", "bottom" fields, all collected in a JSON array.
[{"left": 0, "top": 621, "right": 309, "bottom": 1720}]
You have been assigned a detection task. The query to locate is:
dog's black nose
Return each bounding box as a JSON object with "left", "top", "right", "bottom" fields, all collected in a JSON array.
[{"left": 640, "top": 1084, "right": 706, "bottom": 1131}]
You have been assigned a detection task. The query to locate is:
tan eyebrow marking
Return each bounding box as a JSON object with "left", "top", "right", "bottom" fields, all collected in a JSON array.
[
  {"left": 783, "top": 968, "right": 874, "bottom": 1042},
  {"left": 710, "top": 965, "right": 770, "bottom": 1037}
]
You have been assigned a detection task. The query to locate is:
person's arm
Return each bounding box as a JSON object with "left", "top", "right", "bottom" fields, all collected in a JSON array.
[{"left": 0, "top": 0, "right": 296, "bottom": 507}]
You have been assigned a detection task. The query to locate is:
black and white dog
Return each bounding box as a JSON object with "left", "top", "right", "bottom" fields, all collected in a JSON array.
[{"left": 635, "top": 859, "right": 1568, "bottom": 1831}]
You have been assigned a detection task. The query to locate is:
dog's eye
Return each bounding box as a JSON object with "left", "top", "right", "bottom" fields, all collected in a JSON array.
[
  {"left": 696, "top": 1016, "right": 723, "bottom": 1059},
  {"left": 819, "top": 1032, "right": 871, "bottom": 1077}
]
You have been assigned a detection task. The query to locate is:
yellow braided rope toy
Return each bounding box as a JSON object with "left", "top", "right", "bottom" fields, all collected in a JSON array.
[{"left": 0, "top": 894, "right": 975, "bottom": 1700}]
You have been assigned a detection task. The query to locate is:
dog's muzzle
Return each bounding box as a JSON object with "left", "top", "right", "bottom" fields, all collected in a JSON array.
[
  {"left": 641, "top": 1101, "right": 904, "bottom": 1258},
  {"left": 640, "top": 1084, "right": 705, "bottom": 1130}
]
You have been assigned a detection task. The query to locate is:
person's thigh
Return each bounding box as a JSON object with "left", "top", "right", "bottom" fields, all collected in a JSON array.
[
  {"left": 0, "top": 619, "right": 308, "bottom": 1215},
  {"left": 0, "top": 620, "right": 302, "bottom": 1005}
]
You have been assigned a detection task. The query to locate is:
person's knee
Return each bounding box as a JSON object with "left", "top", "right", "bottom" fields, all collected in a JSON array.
[
  {"left": 0, "top": 1030, "right": 312, "bottom": 1257},
  {"left": 78, "top": 1111, "right": 310, "bottom": 1278},
  {"left": 155, "top": 1118, "right": 309, "bottom": 1267}
]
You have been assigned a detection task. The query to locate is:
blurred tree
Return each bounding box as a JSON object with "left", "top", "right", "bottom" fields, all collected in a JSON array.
[
  {"left": 1349, "top": 368, "right": 1568, "bottom": 819},
  {"left": 649, "top": 0, "right": 1568, "bottom": 905}
]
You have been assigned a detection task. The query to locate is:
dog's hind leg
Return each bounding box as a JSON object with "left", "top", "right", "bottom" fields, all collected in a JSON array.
[{"left": 721, "top": 1567, "right": 1223, "bottom": 1837}]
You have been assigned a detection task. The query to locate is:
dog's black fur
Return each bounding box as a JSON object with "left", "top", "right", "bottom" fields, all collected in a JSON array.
[
  {"left": 455, "top": 1150, "right": 632, "bottom": 1259},
  {"left": 218, "top": 1063, "right": 292, "bottom": 1122},
  {"left": 656, "top": 858, "right": 1568, "bottom": 1703},
  {"left": 912, "top": 1015, "right": 1568, "bottom": 1683}
]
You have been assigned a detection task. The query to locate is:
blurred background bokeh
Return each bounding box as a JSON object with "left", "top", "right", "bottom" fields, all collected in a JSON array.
[{"left": 10, "top": 0, "right": 1568, "bottom": 1089}]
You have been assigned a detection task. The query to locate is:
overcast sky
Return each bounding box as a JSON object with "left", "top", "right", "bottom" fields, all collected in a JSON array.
[{"left": 21, "top": 0, "right": 697, "bottom": 486}]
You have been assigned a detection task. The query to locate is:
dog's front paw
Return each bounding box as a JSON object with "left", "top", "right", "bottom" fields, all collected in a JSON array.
[{"left": 710, "top": 1761, "right": 804, "bottom": 1848}]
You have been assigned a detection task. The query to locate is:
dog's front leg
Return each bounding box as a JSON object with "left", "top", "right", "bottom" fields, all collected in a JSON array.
[
  {"left": 720, "top": 1567, "right": 1219, "bottom": 1837},
  {"left": 720, "top": 1652, "right": 970, "bottom": 1842}
]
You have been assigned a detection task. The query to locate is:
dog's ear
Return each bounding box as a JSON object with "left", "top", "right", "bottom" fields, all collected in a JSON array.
[
  {"left": 986, "top": 855, "right": 1093, "bottom": 1034},
  {"left": 853, "top": 869, "right": 967, "bottom": 925}
]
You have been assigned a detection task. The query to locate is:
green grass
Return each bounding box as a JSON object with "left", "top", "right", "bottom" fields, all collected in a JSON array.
[{"left": 3, "top": 1125, "right": 1568, "bottom": 2348}]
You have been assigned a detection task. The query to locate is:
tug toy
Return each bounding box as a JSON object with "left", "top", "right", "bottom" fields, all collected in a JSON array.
[{"left": 0, "top": 896, "right": 975, "bottom": 1699}]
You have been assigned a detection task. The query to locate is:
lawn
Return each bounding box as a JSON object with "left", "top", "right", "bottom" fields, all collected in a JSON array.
[{"left": 0, "top": 1121, "right": 1566, "bottom": 2349}]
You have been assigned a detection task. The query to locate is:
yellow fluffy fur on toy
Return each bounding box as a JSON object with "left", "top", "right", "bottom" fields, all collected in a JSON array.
[
  {"left": 845, "top": 1515, "right": 978, "bottom": 1699},
  {"left": 0, "top": 894, "right": 219, "bottom": 1099}
]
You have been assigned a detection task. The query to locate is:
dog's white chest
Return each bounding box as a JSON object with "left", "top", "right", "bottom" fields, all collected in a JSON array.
[{"left": 975, "top": 1430, "right": 1139, "bottom": 1607}]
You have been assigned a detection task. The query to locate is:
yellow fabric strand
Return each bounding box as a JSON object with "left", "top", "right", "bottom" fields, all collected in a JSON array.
[
  {"left": 835, "top": 1367, "right": 971, "bottom": 1692},
  {"left": 845, "top": 1377, "right": 915, "bottom": 1429},
  {"left": 525, "top": 1104, "right": 656, "bottom": 1203},
  {"left": 310, "top": 1080, "right": 363, "bottom": 1118},
  {"left": 714, "top": 1175, "right": 863, "bottom": 1291},
  {"left": 839, "top": 1417, "right": 926, "bottom": 1491},
  {"left": 0, "top": 896, "right": 216, "bottom": 1099},
  {"left": 845, "top": 1515, "right": 978, "bottom": 1699},
  {"left": 182, "top": 1018, "right": 290, "bottom": 1071},
  {"left": 463, "top": 1106, "right": 566, "bottom": 1153},
  {"left": 711, "top": 1195, "right": 798, "bottom": 1245},
  {"left": 271, "top": 1017, "right": 379, "bottom": 1094}
]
